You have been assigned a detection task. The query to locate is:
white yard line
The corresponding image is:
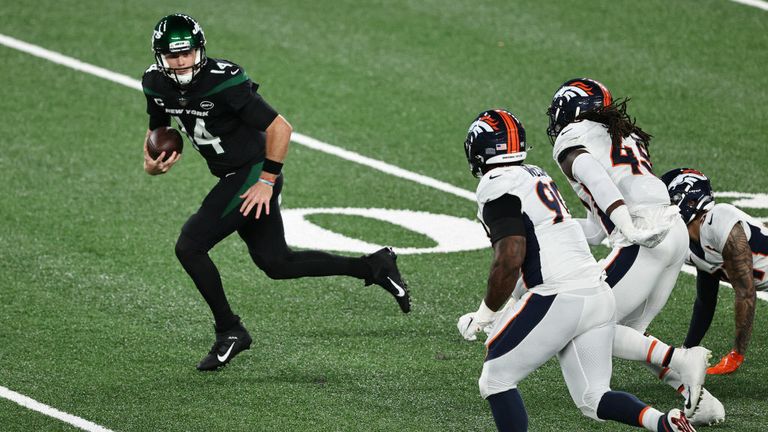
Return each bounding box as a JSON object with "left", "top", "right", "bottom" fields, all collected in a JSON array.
[
  {"left": 729, "top": 0, "right": 768, "bottom": 11},
  {"left": 0, "top": 386, "right": 115, "bottom": 432},
  {"left": 681, "top": 264, "right": 768, "bottom": 301}
]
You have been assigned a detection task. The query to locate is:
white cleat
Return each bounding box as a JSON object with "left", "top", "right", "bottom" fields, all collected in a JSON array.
[
  {"left": 673, "top": 346, "right": 712, "bottom": 417},
  {"left": 688, "top": 388, "right": 725, "bottom": 426},
  {"left": 663, "top": 408, "right": 697, "bottom": 432}
]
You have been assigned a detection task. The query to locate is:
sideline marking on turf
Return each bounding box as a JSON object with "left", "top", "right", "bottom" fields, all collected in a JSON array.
[
  {"left": 0, "top": 386, "right": 115, "bottom": 432},
  {"left": 729, "top": 0, "right": 768, "bottom": 11}
]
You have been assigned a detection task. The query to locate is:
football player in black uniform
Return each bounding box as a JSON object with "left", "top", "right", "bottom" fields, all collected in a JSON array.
[{"left": 142, "top": 13, "right": 411, "bottom": 371}]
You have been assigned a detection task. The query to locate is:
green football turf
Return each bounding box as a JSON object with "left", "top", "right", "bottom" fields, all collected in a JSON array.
[{"left": 1, "top": 1, "right": 767, "bottom": 431}]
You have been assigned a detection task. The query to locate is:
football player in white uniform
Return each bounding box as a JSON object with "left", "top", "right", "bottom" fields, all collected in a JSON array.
[
  {"left": 663, "top": 168, "right": 767, "bottom": 375},
  {"left": 545, "top": 78, "right": 722, "bottom": 425},
  {"left": 457, "top": 109, "right": 696, "bottom": 432}
]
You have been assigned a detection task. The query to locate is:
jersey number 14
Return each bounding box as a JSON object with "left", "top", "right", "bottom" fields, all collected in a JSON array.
[{"left": 173, "top": 116, "right": 225, "bottom": 154}]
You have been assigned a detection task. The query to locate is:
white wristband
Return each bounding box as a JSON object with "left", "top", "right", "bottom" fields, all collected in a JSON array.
[
  {"left": 476, "top": 300, "right": 497, "bottom": 324},
  {"left": 608, "top": 205, "right": 634, "bottom": 233}
]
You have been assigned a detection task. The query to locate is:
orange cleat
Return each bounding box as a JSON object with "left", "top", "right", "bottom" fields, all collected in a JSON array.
[{"left": 706, "top": 350, "right": 744, "bottom": 375}]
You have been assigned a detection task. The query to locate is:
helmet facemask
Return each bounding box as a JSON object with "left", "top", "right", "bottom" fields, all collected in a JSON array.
[
  {"left": 155, "top": 48, "right": 206, "bottom": 87},
  {"left": 152, "top": 14, "right": 207, "bottom": 88}
]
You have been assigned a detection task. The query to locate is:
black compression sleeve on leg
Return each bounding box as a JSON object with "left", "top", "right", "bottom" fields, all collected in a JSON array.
[{"left": 175, "top": 234, "right": 238, "bottom": 331}]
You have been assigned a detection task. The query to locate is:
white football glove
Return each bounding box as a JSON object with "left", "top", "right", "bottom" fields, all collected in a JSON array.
[
  {"left": 610, "top": 205, "right": 667, "bottom": 248},
  {"left": 457, "top": 300, "right": 498, "bottom": 341},
  {"left": 621, "top": 225, "right": 667, "bottom": 248}
]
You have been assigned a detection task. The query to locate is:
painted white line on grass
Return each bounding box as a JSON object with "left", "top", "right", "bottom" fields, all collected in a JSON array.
[
  {"left": 681, "top": 264, "right": 768, "bottom": 302},
  {"left": 290, "top": 133, "right": 476, "bottom": 201},
  {"left": 0, "top": 34, "right": 142, "bottom": 91},
  {"left": 729, "top": 0, "right": 768, "bottom": 11},
  {"left": 0, "top": 385, "right": 115, "bottom": 432}
]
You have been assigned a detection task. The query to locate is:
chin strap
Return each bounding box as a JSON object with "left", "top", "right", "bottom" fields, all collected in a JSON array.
[{"left": 157, "top": 49, "right": 206, "bottom": 86}]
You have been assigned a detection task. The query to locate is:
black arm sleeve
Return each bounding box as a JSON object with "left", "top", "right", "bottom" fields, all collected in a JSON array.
[
  {"left": 683, "top": 269, "right": 721, "bottom": 348},
  {"left": 482, "top": 194, "right": 525, "bottom": 244}
]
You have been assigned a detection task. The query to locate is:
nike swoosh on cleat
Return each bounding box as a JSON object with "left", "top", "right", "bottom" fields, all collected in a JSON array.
[
  {"left": 386, "top": 277, "right": 406, "bottom": 297},
  {"left": 217, "top": 342, "right": 236, "bottom": 362}
]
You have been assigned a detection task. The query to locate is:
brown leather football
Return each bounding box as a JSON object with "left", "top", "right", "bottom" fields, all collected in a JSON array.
[{"left": 147, "top": 127, "right": 183, "bottom": 161}]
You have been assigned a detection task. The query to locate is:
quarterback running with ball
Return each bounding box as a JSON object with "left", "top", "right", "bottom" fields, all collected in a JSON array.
[{"left": 141, "top": 13, "right": 410, "bottom": 371}]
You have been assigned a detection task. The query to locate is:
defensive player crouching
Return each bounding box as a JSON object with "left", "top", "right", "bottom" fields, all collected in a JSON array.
[
  {"left": 457, "top": 109, "right": 695, "bottom": 432},
  {"left": 663, "top": 168, "right": 767, "bottom": 375}
]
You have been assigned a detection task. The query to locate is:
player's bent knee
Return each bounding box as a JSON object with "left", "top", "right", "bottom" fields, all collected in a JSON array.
[
  {"left": 259, "top": 259, "right": 292, "bottom": 280},
  {"left": 479, "top": 368, "right": 516, "bottom": 400},
  {"left": 175, "top": 234, "right": 205, "bottom": 262},
  {"left": 577, "top": 391, "right": 606, "bottom": 421}
]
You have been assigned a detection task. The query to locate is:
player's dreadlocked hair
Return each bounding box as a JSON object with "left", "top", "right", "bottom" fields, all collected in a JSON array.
[{"left": 578, "top": 98, "right": 652, "bottom": 148}]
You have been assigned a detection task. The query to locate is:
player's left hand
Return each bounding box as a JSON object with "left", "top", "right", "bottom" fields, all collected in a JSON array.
[
  {"left": 706, "top": 349, "right": 744, "bottom": 375},
  {"left": 240, "top": 180, "right": 273, "bottom": 219},
  {"left": 457, "top": 312, "right": 485, "bottom": 341}
]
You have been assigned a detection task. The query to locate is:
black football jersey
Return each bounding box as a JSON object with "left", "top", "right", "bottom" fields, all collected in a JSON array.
[{"left": 142, "top": 58, "right": 278, "bottom": 177}]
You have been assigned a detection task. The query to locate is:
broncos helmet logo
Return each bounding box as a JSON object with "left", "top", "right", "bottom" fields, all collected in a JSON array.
[
  {"left": 467, "top": 115, "right": 500, "bottom": 140},
  {"left": 667, "top": 170, "right": 708, "bottom": 192}
]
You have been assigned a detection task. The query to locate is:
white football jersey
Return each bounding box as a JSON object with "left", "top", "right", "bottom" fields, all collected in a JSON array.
[
  {"left": 552, "top": 120, "right": 671, "bottom": 238},
  {"left": 687, "top": 203, "right": 768, "bottom": 290},
  {"left": 476, "top": 164, "right": 604, "bottom": 295}
]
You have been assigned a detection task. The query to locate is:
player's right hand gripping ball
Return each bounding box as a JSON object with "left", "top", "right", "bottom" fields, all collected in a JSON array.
[{"left": 147, "top": 127, "right": 183, "bottom": 161}]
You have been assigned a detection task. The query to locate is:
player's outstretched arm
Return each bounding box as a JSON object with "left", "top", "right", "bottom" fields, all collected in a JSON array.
[
  {"left": 458, "top": 193, "right": 526, "bottom": 341},
  {"left": 683, "top": 269, "right": 720, "bottom": 348},
  {"left": 485, "top": 235, "right": 525, "bottom": 310},
  {"left": 721, "top": 223, "right": 756, "bottom": 359},
  {"left": 457, "top": 235, "right": 525, "bottom": 341},
  {"left": 143, "top": 129, "right": 180, "bottom": 175}
]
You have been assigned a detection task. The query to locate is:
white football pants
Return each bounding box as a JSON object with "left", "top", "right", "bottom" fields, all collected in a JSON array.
[{"left": 479, "top": 284, "right": 617, "bottom": 420}]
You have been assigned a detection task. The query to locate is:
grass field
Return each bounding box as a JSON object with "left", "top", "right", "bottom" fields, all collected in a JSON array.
[{"left": 1, "top": 1, "right": 767, "bottom": 431}]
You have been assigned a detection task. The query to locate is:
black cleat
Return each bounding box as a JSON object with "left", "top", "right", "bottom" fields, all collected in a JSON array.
[
  {"left": 196, "top": 322, "right": 253, "bottom": 371},
  {"left": 364, "top": 247, "right": 411, "bottom": 313}
]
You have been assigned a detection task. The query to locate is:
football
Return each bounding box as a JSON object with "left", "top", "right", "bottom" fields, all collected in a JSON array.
[{"left": 147, "top": 126, "right": 183, "bottom": 161}]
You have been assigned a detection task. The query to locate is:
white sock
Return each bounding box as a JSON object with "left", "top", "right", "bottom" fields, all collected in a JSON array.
[
  {"left": 612, "top": 326, "right": 673, "bottom": 367},
  {"left": 638, "top": 406, "right": 664, "bottom": 431}
]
